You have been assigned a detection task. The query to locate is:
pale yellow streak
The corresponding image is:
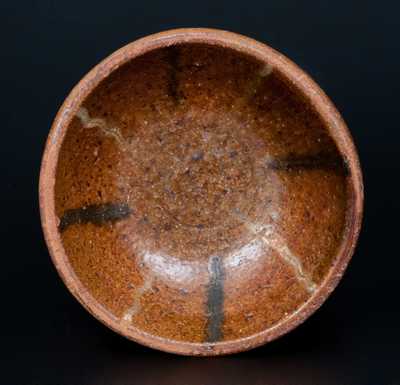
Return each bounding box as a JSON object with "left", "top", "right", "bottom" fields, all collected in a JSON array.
[
  {"left": 122, "top": 275, "right": 154, "bottom": 323},
  {"left": 76, "top": 107, "right": 125, "bottom": 145},
  {"left": 235, "top": 212, "right": 316, "bottom": 293}
]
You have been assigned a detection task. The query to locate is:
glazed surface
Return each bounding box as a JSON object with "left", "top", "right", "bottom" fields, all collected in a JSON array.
[{"left": 54, "top": 44, "right": 348, "bottom": 343}]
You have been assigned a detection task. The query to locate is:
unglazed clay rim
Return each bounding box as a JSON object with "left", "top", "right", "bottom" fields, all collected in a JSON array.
[{"left": 39, "top": 28, "right": 363, "bottom": 356}]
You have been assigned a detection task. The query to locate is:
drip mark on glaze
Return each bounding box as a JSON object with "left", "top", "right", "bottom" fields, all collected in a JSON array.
[
  {"left": 122, "top": 275, "right": 154, "bottom": 323},
  {"left": 59, "top": 202, "right": 132, "bottom": 232},
  {"left": 259, "top": 63, "right": 273, "bottom": 77},
  {"left": 233, "top": 211, "right": 316, "bottom": 294},
  {"left": 166, "top": 46, "right": 182, "bottom": 104},
  {"left": 77, "top": 107, "right": 125, "bottom": 145},
  {"left": 267, "top": 152, "right": 348, "bottom": 175},
  {"left": 76, "top": 107, "right": 141, "bottom": 179},
  {"left": 260, "top": 234, "right": 317, "bottom": 293},
  {"left": 205, "top": 256, "right": 225, "bottom": 342},
  {"left": 244, "top": 63, "right": 274, "bottom": 101}
]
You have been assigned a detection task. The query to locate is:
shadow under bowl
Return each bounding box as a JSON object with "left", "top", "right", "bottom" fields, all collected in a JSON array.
[{"left": 40, "top": 28, "right": 363, "bottom": 355}]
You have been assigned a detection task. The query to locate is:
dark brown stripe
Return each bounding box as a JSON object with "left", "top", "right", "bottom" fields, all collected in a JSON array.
[
  {"left": 166, "top": 46, "right": 182, "bottom": 104},
  {"left": 267, "top": 152, "right": 348, "bottom": 175},
  {"left": 206, "top": 256, "right": 225, "bottom": 342},
  {"left": 59, "top": 202, "right": 132, "bottom": 232}
]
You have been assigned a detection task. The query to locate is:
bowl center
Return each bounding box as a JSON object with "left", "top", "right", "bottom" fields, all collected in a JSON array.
[{"left": 146, "top": 118, "right": 254, "bottom": 229}]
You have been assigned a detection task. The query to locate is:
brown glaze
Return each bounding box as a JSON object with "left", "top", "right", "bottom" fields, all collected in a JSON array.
[{"left": 39, "top": 29, "right": 363, "bottom": 355}]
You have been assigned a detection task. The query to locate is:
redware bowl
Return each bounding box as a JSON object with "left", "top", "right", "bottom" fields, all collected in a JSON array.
[{"left": 40, "top": 28, "right": 363, "bottom": 355}]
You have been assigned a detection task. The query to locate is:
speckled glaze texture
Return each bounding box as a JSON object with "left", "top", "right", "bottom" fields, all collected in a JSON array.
[{"left": 40, "top": 29, "right": 363, "bottom": 355}]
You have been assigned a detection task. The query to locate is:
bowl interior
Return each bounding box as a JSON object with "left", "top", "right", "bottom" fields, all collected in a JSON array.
[{"left": 54, "top": 43, "right": 349, "bottom": 346}]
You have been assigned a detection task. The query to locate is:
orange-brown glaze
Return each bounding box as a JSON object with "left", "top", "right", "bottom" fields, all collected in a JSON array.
[{"left": 54, "top": 43, "right": 348, "bottom": 344}]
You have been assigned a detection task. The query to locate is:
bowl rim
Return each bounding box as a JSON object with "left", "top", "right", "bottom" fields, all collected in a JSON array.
[{"left": 39, "top": 27, "right": 364, "bottom": 356}]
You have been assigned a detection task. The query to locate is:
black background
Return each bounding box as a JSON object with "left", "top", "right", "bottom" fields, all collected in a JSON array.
[{"left": 1, "top": 1, "right": 399, "bottom": 384}]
